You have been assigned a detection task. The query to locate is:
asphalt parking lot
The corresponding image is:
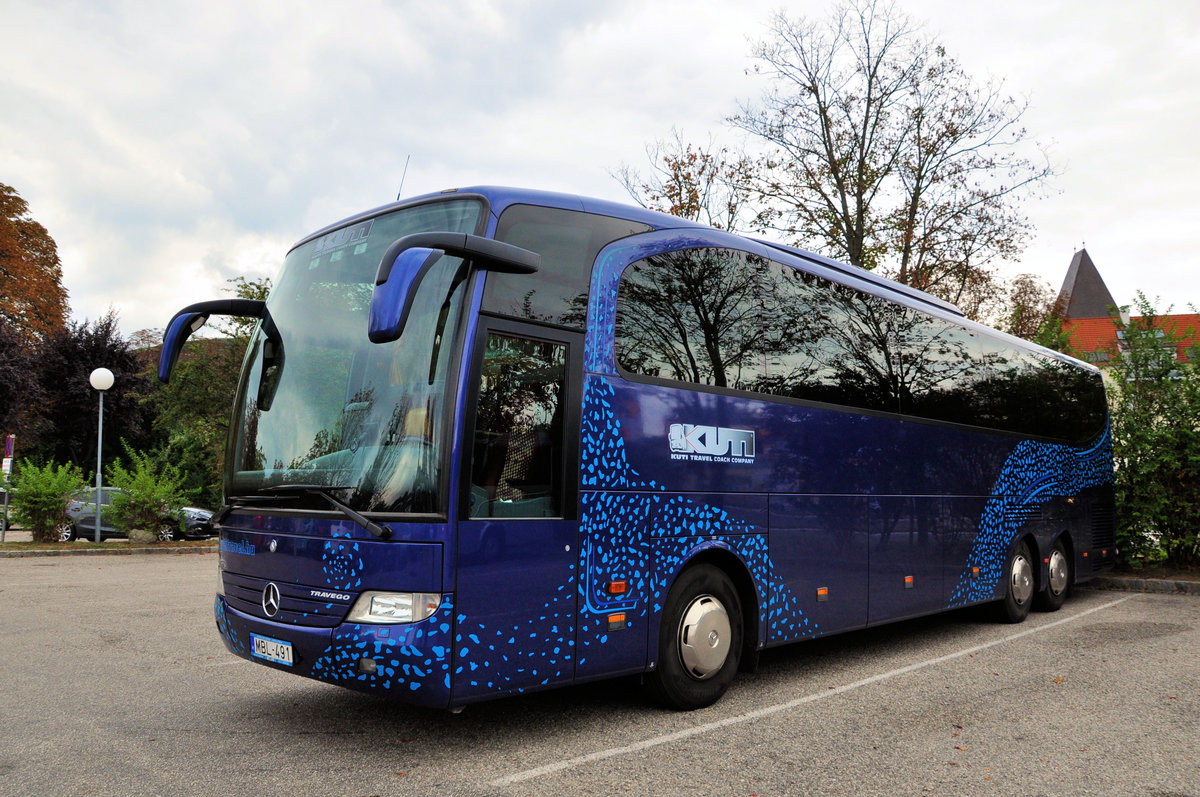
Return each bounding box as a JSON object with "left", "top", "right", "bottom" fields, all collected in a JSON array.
[{"left": 0, "top": 553, "right": 1196, "bottom": 796}]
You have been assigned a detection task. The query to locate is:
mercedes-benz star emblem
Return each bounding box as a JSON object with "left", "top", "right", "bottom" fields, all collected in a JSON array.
[{"left": 262, "top": 582, "right": 281, "bottom": 617}]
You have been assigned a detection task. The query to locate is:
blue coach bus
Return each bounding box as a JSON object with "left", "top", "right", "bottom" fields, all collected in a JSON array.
[{"left": 159, "top": 186, "right": 1114, "bottom": 710}]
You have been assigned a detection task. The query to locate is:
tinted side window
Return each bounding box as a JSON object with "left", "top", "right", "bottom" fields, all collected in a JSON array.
[
  {"left": 976, "top": 338, "right": 1059, "bottom": 437},
  {"left": 1056, "top": 361, "right": 1108, "bottom": 441},
  {"left": 486, "top": 205, "right": 651, "bottom": 328},
  {"left": 757, "top": 263, "right": 899, "bottom": 413},
  {"left": 974, "top": 339, "right": 1106, "bottom": 442},
  {"left": 615, "top": 250, "right": 900, "bottom": 413},
  {"left": 896, "top": 310, "right": 985, "bottom": 425},
  {"left": 615, "top": 248, "right": 1105, "bottom": 442},
  {"left": 616, "top": 248, "right": 769, "bottom": 390}
]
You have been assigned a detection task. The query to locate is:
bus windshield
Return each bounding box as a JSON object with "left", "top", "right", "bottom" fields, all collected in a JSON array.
[{"left": 228, "top": 198, "right": 483, "bottom": 514}]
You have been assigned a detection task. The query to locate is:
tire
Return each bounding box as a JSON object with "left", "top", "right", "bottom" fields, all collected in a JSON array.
[
  {"left": 156, "top": 522, "right": 177, "bottom": 542},
  {"left": 1035, "top": 538, "right": 1071, "bottom": 612},
  {"left": 993, "top": 540, "right": 1035, "bottom": 623},
  {"left": 57, "top": 522, "right": 77, "bottom": 542},
  {"left": 647, "top": 564, "right": 743, "bottom": 710}
]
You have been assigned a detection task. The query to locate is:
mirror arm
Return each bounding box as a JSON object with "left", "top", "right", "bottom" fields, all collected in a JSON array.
[
  {"left": 158, "top": 299, "right": 271, "bottom": 383},
  {"left": 374, "top": 232, "right": 540, "bottom": 285}
]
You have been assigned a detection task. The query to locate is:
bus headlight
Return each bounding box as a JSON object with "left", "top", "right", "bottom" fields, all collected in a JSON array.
[{"left": 346, "top": 591, "right": 441, "bottom": 624}]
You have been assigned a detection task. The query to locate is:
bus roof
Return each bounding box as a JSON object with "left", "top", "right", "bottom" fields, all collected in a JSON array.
[{"left": 295, "top": 185, "right": 963, "bottom": 317}]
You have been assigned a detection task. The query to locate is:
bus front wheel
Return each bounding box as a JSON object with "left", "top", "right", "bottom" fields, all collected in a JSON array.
[
  {"left": 994, "top": 540, "right": 1034, "bottom": 623},
  {"left": 647, "top": 564, "right": 742, "bottom": 710}
]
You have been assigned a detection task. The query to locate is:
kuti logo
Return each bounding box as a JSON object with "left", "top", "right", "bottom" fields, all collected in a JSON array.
[{"left": 668, "top": 423, "right": 756, "bottom": 464}]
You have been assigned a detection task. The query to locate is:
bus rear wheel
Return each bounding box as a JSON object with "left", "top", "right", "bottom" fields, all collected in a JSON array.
[
  {"left": 1035, "top": 539, "right": 1071, "bottom": 612},
  {"left": 994, "top": 540, "right": 1034, "bottom": 623},
  {"left": 647, "top": 564, "right": 742, "bottom": 710}
]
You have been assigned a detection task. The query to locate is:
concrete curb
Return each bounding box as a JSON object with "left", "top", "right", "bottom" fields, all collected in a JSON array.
[
  {"left": 1084, "top": 575, "right": 1200, "bottom": 596},
  {"left": 0, "top": 545, "right": 217, "bottom": 559}
]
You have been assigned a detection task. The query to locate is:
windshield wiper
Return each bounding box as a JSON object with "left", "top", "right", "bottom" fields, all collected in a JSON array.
[
  {"left": 260, "top": 484, "right": 392, "bottom": 539},
  {"left": 210, "top": 494, "right": 296, "bottom": 527}
]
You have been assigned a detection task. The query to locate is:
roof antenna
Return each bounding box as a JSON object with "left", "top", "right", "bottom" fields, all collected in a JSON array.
[{"left": 396, "top": 155, "right": 411, "bottom": 201}]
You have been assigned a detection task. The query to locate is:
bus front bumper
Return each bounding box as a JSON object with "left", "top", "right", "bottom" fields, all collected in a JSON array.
[{"left": 214, "top": 594, "right": 455, "bottom": 708}]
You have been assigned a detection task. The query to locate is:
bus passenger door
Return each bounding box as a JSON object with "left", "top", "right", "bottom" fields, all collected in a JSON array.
[{"left": 453, "top": 318, "right": 582, "bottom": 701}]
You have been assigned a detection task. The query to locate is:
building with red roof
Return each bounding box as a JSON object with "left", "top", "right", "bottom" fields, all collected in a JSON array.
[{"left": 1056, "top": 249, "right": 1198, "bottom": 365}]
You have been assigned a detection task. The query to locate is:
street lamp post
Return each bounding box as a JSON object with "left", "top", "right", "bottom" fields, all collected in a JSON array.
[{"left": 89, "top": 368, "right": 114, "bottom": 544}]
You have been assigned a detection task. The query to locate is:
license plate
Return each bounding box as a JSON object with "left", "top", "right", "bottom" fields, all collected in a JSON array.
[{"left": 250, "top": 633, "right": 294, "bottom": 666}]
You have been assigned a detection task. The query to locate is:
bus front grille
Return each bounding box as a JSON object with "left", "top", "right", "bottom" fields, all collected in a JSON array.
[{"left": 222, "top": 572, "right": 355, "bottom": 628}]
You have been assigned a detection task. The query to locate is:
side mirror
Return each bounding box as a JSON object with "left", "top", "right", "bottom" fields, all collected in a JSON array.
[
  {"left": 368, "top": 232, "right": 540, "bottom": 344},
  {"left": 158, "top": 299, "right": 268, "bottom": 383},
  {"left": 159, "top": 311, "right": 211, "bottom": 382},
  {"left": 368, "top": 247, "right": 445, "bottom": 344}
]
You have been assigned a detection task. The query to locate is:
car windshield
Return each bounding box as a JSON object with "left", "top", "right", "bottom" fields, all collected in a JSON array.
[
  {"left": 228, "top": 198, "right": 483, "bottom": 514},
  {"left": 72, "top": 488, "right": 118, "bottom": 505}
]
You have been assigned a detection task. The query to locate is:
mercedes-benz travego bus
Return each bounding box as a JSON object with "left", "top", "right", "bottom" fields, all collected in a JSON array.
[{"left": 159, "top": 186, "right": 1114, "bottom": 711}]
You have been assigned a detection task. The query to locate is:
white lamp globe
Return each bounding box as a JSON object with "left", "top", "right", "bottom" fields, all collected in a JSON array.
[{"left": 89, "top": 367, "right": 115, "bottom": 391}]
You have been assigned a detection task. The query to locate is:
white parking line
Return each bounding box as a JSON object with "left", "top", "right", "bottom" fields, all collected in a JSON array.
[{"left": 490, "top": 596, "right": 1131, "bottom": 787}]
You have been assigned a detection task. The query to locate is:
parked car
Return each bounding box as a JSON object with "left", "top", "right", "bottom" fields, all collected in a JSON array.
[{"left": 61, "top": 488, "right": 214, "bottom": 542}]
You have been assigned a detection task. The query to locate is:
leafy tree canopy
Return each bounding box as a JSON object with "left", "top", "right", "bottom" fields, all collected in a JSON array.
[
  {"left": 0, "top": 183, "right": 69, "bottom": 340},
  {"left": 30, "top": 310, "right": 156, "bottom": 469}
]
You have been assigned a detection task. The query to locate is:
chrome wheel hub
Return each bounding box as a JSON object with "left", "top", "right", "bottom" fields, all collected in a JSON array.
[
  {"left": 1047, "top": 549, "right": 1068, "bottom": 596},
  {"left": 1011, "top": 553, "right": 1034, "bottom": 606},
  {"left": 677, "top": 594, "right": 731, "bottom": 680}
]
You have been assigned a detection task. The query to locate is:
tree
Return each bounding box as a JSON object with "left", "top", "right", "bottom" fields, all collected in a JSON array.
[
  {"left": 729, "top": 1, "right": 1052, "bottom": 309},
  {"left": 614, "top": 130, "right": 757, "bottom": 232},
  {"left": 997, "top": 273, "right": 1056, "bottom": 340},
  {"left": 1107, "top": 293, "right": 1200, "bottom": 568},
  {"left": 0, "top": 321, "right": 43, "bottom": 444},
  {"left": 0, "top": 183, "right": 69, "bottom": 340},
  {"left": 29, "top": 311, "right": 156, "bottom": 470}
]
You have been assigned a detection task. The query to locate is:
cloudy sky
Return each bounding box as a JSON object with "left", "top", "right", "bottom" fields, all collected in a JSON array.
[{"left": 3, "top": 0, "right": 1198, "bottom": 336}]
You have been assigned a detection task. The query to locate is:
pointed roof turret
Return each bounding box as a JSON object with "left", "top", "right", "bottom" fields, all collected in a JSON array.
[{"left": 1056, "top": 248, "right": 1118, "bottom": 320}]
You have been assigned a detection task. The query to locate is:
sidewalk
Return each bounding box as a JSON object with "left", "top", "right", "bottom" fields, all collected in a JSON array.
[{"left": 0, "top": 527, "right": 217, "bottom": 557}]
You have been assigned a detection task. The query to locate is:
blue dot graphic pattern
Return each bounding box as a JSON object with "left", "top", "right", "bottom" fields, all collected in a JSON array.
[
  {"left": 948, "top": 427, "right": 1113, "bottom": 606},
  {"left": 578, "top": 375, "right": 818, "bottom": 647},
  {"left": 322, "top": 528, "right": 364, "bottom": 591},
  {"left": 309, "top": 600, "right": 455, "bottom": 702},
  {"left": 214, "top": 595, "right": 246, "bottom": 656},
  {"left": 577, "top": 491, "right": 649, "bottom": 667},
  {"left": 450, "top": 566, "right": 578, "bottom": 694}
]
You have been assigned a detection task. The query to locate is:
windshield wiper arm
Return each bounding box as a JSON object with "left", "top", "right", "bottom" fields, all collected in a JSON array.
[
  {"left": 261, "top": 485, "right": 392, "bottom": 539},
  {"left": 210, "top": 494, "right": 297, "bottom": 526}
]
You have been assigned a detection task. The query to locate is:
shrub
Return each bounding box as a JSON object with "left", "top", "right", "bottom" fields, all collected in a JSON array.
[
  {"left": 106, "top": 446, "right": 187, "bottom": 539},
  {"left": 1108, "top": 294, "right": 1200, "bottom": 568},
  {"left": 10, "top": 460, "right": 85, "bottom": 542}
]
